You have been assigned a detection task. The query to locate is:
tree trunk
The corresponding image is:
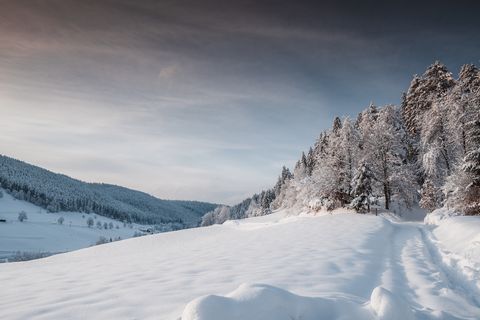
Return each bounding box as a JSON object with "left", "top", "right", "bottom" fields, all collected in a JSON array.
[{"left": 384, "top": 182, "right": 390, "bottom": 210}]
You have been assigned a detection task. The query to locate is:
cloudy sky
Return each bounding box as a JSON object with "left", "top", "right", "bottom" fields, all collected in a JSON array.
[{"left": 1, "top": 0, "right": 479, "bottom": 204}]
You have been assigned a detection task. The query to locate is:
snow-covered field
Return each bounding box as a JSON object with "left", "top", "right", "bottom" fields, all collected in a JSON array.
[
  {"left": 0, "top": 209, "right": 479, "bottom": 319},
  {"left": 0, "top": 189, "right": 145, "bottom": 261}
]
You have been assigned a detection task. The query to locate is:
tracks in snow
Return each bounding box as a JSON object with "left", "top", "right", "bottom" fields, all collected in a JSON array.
[{"left": 378, "top": 219, "right": 480, "bottom": 319}]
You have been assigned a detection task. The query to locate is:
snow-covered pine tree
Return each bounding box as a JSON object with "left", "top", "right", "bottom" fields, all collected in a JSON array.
[
  {"left": 460, "top": 110, "right": 480, "bottom": 215},
  {"left": 293, "top": 152, "right": 309, "bottom": 179},
  {"left": 306, "top": 147, "right": 315, "bottom": 176},
  {"left": 443, "top": 65, "right": 480, "bottom": 215},
  {"left": 420, "top": 99, "right": 454, "bottom": 200},
  {"left": 320, "top": 117, "right": 355, "bottom": 207},
  {"left": 363, "top": 105, "right": 407, "bottom": 210},
  {"left": 271, "top": 166, "right": 294, "bottom": 210},
  {"left": 350, "top": 162, "right": 374, "bottom": 213},
  {"left": 311, "top": 131, "right": 329, "bottom": 166},
  {"left": 338, "top": 118, "right": 360, "bottom": 196},
  {"left": 446, "top": 65, "right": 480, "bottom": 157},
  {"left": 457, "top": 64, "right": 480, "bottom": 154},
  {"left": 260, "top": 189, "right": 275, "bottom": 213},
  {"left": 356, "top": 103, "right": 379, "bottom": 151},
  {"left": 402, "top": 61, "right": 455, "bottom": 135},
  {"left": 274, "top": 166, "right": 293, "bottom": 197},
  {"left": 332, "top": 116, "right": 342, "bottom": 135},
  {"left": 400, "top": 62, "right": 456, "bottom": 211}
]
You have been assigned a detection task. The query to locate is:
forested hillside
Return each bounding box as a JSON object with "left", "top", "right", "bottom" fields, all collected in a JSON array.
[
  {"left": 0, "top": 155, "right": 218, "bottom": 226},
  {"left": 203, "top": 62, "right": 480, "bottom": 225}
]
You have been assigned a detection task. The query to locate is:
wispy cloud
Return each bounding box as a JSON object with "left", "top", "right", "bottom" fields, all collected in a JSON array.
[{"left": 1, "top": 0, "right": 479, "bottom": 203}]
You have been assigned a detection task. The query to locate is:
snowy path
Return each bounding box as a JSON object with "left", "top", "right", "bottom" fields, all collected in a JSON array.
[
  {"left": 184, "top": 217, "right": 480, "bottom": 320},
  {"left": 377, "top": 220, "right": 480, "bottom": 319},
  {"left": 1, "top": 212, "right": 479, "bottom": 319}
]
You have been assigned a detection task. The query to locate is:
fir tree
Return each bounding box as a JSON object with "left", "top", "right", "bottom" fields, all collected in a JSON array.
[
  {"left": 350, "top": 163, "right": 374, "bottom": 213},
  {"left": 402, "top": 61, "right": 455, "bottom": 135},
  {"left": 461, "top": 117, "right": 480, "bottom": 215}
]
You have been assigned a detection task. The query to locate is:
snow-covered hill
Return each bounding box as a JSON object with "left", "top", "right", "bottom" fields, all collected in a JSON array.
[
  {"left": 1, "top": 210, "right": 479, "bottom": 319},
  {"left": 0, "top": 188, "right": 149, "bottom": 262},
  {"left": 0, "top": 154, "right": 218, "bottom": 226}
]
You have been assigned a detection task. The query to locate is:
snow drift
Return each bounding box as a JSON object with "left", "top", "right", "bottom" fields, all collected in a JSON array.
[
  {"left": 425, "top": 209, "right": 480, "bottom": 304},
  {"left": 182, "top": 283, "right": 414, "bottom": 320}
]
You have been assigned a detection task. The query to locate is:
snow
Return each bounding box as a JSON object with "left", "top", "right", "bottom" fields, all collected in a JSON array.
[
  {"left": 0, "top": 188, "right": 146, "bottom": 261},
  {"left": 424, "top": 209, "right": 480, "bottom": 304},
  {"left": 0, "top": 210, "right": 479, "bottom": 319},
  {"left": 424, "top": 207, "right": 459, "bottom": 225},
  {"left": 182, "top": 284, "right": 416, "bottom": 320},
  {"left": 370, "top": 286, "right": 414, "bottom": 320},
  {"left": 182, "top": 283, "right": 373, "bottom": 320}
]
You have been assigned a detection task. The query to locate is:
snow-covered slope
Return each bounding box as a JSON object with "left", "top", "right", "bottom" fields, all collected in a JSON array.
[
  {"left": 0, "top": 154, "right": 218, "bottom": 226},
  {"left": 425, "top": 209, "right": 480, "bottom": 304},
  {"left": 0, "top": 189, "right": 146, "bottom": 261},
  {"left": 1, "top": 210, "right": 479, "bottom": 319}
]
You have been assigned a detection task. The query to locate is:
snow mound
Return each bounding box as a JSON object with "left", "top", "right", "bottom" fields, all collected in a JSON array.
[
  {"left": 424, "top": 207, "right": 459, "bottom": 225},
  {"left": 182, "top": 283, "right": 415, "bottom": 320},
  {"left": 370, "top": 286, "right": 413, "bottom": 320}
]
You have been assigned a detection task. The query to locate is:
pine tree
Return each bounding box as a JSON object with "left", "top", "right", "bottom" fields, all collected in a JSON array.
[
  {"left": 459, "top": 64, "right": 480, "bottom": 154},
  {"left": 363, "top": 105, "right": 406, "bottom": 210},
  {"left": 294, "top": 152, "right": 309, "bottom": 179},
  {"left": 274, "top": 166, "right": 292, "bottom": 197},
  {"left": 350, "top": 162, "right": 374, "bottom": 213},
  {"left": 319, "top": 117, "right": 357, "bottom": 207},
  {"left": 421, "top": 100, "right": 453, "bottom": 180},
  {"left": 312, "top": 131, "right": 329, "bottom": 163},
  {"left": 306, "top": 147, "right": 315, "bottom": 176},
  {"left": 447, "top": 65, "right": 480, "bottom": 156},
  {"left": 332, "top": 116, "right": 342, "bottom": 135},
  {"left": 461, "top": 117, "right": 480, "bottom": 215},
  {"left": 338, "top": 118, "right": 360, "bottom": 196},
  {"left": 402, "top": 61, "right": 455, "bottom": 135}
]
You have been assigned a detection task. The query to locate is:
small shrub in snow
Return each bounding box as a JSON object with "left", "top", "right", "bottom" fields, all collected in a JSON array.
[
  {"left": 103, "top": 222, "right": 108, "bottom": 229},
  {"left": 18, "top": 211, "right": 28, "bottom": 222},
  {"left": 96, "top": 221, "right": 102, "bottom": 229},
  {"left": 86, "top": 217, "right": 94, "bottom": 228},
  {"left": 96, "top": 236, "right": 109, "bottom": 245},
  {"left": 57, "top": 216, "right": 64, "bottom": 225},
  {"left": 108, "top": 222, "right": 113, "bottom": 229},
  {"left": 307, "top": 198, "right": 323, "bottom": 212}
]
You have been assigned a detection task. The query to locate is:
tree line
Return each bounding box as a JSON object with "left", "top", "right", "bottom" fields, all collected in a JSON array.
[{"left": 202, "top": 62, "right": 480, "bottom": 225}]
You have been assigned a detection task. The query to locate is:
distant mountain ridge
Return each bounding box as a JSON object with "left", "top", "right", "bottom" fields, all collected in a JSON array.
[{"left": 0, "top": 155, "right": 218, "bottom": 227}]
